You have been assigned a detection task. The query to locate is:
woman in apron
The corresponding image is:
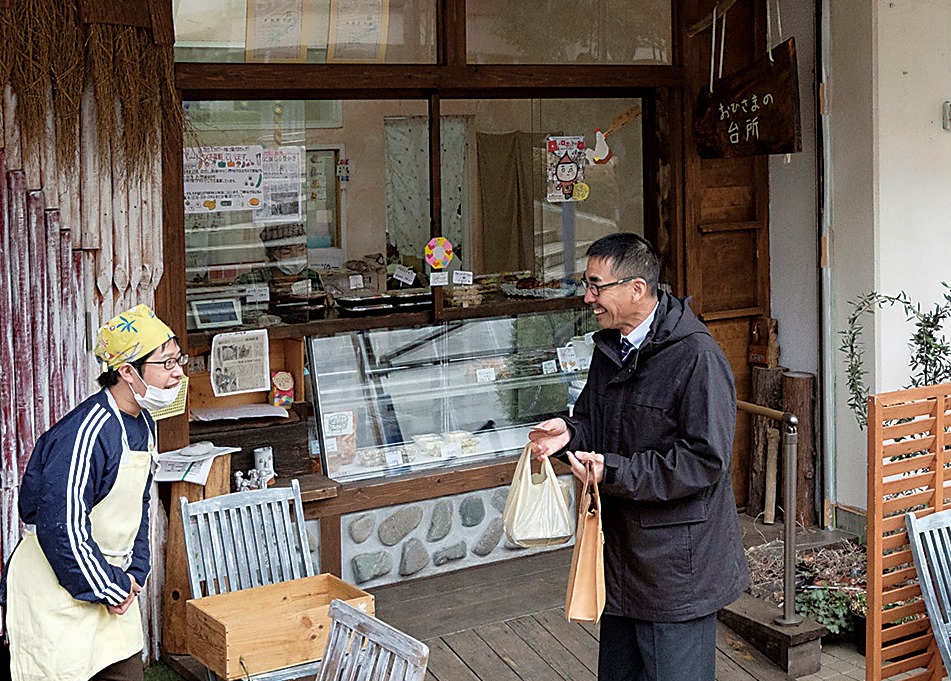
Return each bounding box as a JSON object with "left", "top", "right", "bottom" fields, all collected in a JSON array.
[{"left": 4, "top": 304, "right": 186, "bottom": 681}]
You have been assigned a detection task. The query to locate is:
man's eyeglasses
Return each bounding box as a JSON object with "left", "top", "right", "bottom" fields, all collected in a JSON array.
[
  {"left": 581, "top": 276, "right": 641, "bottom": 297},
  {"left": 141, "top": 355, "right": 189, "bottom": 371}
]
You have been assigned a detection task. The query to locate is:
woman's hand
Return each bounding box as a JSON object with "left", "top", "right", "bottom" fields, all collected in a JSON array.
[
  {"left": 528, "top": 418, "right": 571, "bottom": 460},
  {"left": 566, "top": 450, "right": 604, "bottom": 484}
]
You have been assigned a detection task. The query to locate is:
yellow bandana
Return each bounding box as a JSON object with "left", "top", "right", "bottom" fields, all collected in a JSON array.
[{"left": 95, "top": 304, "right": 175, "bottom": 369}]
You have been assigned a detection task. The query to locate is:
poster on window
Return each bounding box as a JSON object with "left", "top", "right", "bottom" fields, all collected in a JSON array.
[
  {"left": 327, "top": 0, "right": 389, "bottom": 63},
  {"left": 210, "top": 329, "right": 271, "bottom": 397},
  {"left": 254, "top": 146, "right": 305, "bottom": 224},
  {"left": 546, "top": 136, "right": 587, "bottom": 203},
  {"left": 183, "top": 145, "right": 265, "bottom": 214},
  {"left": 246, "top": 0, "right": 307, "bottom": 63}
]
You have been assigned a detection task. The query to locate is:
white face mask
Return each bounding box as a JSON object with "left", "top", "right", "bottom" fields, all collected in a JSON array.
[
  {"left": 276, "top": 259, "right": 306, "bottom": 276},
  {"left": 131, "top": 368, "right": 181, "bottom": 411}
]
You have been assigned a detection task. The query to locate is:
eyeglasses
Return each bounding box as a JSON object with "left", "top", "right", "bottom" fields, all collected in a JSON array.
[
  {"left": 141, "top": 355, "right": 189, "bottom": 371},
  {"left": 581, "top": 276, "right": 641, "bottom": 297}
]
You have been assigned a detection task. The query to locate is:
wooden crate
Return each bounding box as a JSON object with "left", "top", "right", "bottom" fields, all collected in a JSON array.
[{"left": 186, "top": 574, "right": 374, "bottom": 680}]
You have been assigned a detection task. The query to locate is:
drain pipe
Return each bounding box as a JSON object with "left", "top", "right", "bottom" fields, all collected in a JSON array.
[
  {"left": 817, "top": 0, "right": 837, "bottom": 530},
  {"left": 737, "top": 400, "right": 805, "bottom": 626}
]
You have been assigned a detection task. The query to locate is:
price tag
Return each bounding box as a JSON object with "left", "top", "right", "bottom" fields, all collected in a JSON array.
[
  {"left": 384, "top": 449, "right": 404, "bottom": 467},
  {"left": 452, "top": 270, "right": 474, "bottom": 285},
  {"left": 348, "top": 274, "right": 365, "bottom": 290},
  {"left": 291, "top": 279, "right": 311, "bottom": 296},
  {"left": 476, "top": 367, "right": 497, "bottom": 383},
  {"left": 324, "top": 411, "right": 354, "bottom": 437},
  {"left": 578, "top": 356, "right": 591, "bottom": 371},
  {"left": 393, "top": 265, "right": 416, "bottom": 285},
  {"left": 324, "top": 438, "right": 338, "bottom": 453},
  {"left": 245, "top": 283, "right": 270, "bottom": 303},
  {"left": 430, "top": 271, "right": 449, "bottom": 286},
  {"left": 542, "top": 359, "right": 559, "bottom": 375},
  {"left": 557, "top": 346, "right": 579, "bottom": 372},
  {"left": 441, "top": 442, "right": 463, "bottom": 458}
]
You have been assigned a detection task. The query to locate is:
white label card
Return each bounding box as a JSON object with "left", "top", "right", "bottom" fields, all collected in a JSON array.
[
  {"left": 325, "top": 438, "right": 338, "bottom": 453},
  {"left": 476, "top": 367, "right": 497, "bottom": 383},
  {"left": 542, "top": 359, "right": 559, "bottom": 375},
  {"left": 430, "top": 271, "right": 449, "bottom": 286},
  {"left": 349, "top": 274, "right": 365, "bottom": 290},
  {"left": 452, "top": 270, "right": 474, "bottom": 285},
  {"left": 384, "top": 449, "right": 404, "bottom": 467},
  {"left": 441, "top": 442, "right": 463, "bottom": 458},
  {"left": 393, "top": 265, "right": 416, "bottom": 285},
  {"left": 557, "top": 346, "right": 579, "bottom": 372},
  {"left": 245, "top": 283, "right": 271, "bottom": 303},
  {"left": 291, "top": 279, "right": 311, "bottom": 296},
  {"left": 324, "top": 411, "right": 354, "bottom": 437}
]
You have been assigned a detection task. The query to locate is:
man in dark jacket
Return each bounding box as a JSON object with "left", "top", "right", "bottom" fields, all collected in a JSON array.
[{"left": 530, "top": 232, "right": 748, "bottom": 681}]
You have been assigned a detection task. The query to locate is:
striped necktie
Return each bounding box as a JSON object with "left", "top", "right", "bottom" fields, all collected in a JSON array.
[{"left": 620, "top": 338, "right": 636, "bottom": 365}]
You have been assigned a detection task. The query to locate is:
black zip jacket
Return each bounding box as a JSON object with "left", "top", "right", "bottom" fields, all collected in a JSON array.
[{"left": 564, "top": 292, "right": 748, "bottom": 622}]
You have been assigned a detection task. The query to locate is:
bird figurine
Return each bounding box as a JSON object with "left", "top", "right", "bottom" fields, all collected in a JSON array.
[{"left": 584, "top": 128, "right": 613, "bottom": 165}]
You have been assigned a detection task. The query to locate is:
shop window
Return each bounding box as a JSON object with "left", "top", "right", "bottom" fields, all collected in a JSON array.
[
  {"left": 309, "top": 309, "right": 597, "bottom": 482},
  {"left": 438, "top": 97, "right": 644, "bottom": 304},
  {"left": 465, "top": 0, "right": 671, "bottom": 65},
  {"left": 173, "top": 0, "right": 437, "bottom": 64},
  {"left": 183, "top": 98, "right": 429, "bottom": 331}
]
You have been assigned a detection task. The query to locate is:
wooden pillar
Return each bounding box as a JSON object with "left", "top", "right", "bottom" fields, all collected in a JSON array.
[
  {"left": 782, "top": 371, "right": 816, "bottom": 527},
  {"left": 162, "top": 453, "right": 231, "bottom": 655}
]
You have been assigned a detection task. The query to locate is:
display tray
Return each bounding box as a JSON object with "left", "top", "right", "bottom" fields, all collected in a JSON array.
[{"left": 337, "top": 303, "right": 396, "bottom": 316}]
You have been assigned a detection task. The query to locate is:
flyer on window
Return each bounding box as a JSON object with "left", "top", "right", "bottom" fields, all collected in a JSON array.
[
  {"left": 546, "top": 136, "right": 586, "bottom": 203},
  {"left": 210, "top": 329, "right": 271, "bottom": 397}
]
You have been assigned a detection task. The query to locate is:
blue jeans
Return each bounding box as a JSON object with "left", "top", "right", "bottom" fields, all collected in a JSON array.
[{"left": 598, "top": 613, "right": 717, "bottom": 681}]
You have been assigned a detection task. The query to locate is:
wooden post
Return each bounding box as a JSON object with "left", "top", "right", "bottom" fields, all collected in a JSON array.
[
  {"left": 162, "top": 453, "right": 231, "bottom": 655},
  {"left": 763, "top": 427, "right": 780, "bottom": 525},
  {"left": 747, "top": 366, "right": 785, "bottom": 518},
  {"left": 782, "top": 371, "right": 817, "bottom": 527}
]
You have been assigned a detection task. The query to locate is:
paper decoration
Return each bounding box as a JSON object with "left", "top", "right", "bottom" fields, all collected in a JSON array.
[
  {"left": 425, "top": 237, "right": 454, "bottom": 269},
  {"left": 584, "top": 128, "right": 613, "bottom": 165},
  {"left": 269, "top": 370, "right": 295, "bottom": 408},
  {"left": 546, "top": 136, "right": 586, "bottom": 203},
  {"left": 452, "top": 270, "right": 473, "bottom": 285},
  {"left": 430, "top": 271, "right": 449, "bottom": 286}
]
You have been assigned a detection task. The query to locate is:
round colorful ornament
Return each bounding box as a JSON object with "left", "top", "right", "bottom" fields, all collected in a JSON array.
[{"left": 425, "top": 237, "right": 454, "bottom": 269}]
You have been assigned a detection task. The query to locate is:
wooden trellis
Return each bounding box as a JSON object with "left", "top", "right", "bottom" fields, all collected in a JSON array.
[{"left": 867, "top": 383, "right": 951, "bottom": 681}]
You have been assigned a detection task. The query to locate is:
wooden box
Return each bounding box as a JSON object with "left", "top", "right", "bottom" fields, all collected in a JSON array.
[{"left": 186, "top": 574, "right": 374, "bottom": 680}]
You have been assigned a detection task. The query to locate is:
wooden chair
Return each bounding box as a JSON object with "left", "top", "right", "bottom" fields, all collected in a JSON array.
[
  {"left": 316, "top": 599, "right": 429, "bottom": 681},
  {"left": 180, "top": 479, "right": 317, "bottom": 680},
  {"left": 905, "top": 509, "right": 951, "bottom": 674}
]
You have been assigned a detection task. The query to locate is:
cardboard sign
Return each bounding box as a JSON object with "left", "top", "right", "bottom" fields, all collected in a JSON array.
[{"left": 694, "top": 38, "right": 801, "bottom": 159}]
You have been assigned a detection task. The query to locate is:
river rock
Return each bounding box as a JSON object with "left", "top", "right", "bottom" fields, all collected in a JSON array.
[
  {"left": 351, "top": 551, "right": 392, "bottom": 584},
  {"left": 433, "top": 541, "right": 467, "bottom": 566},
  {"left": 473, "top": 517, "right": 503, "bottom": 556},
  {"left": 378, "top": 506, "right": 423, "bottom": 546},
  {"left": 399, "top": 538, "right": 430, "bottom": 576},
  {"left": 348, "top": 513, "right": 375, "bottom": 544},
  {"left": 427, "top": 499, "right": 453, "bottom": 542},
  {"left": 459, "top": 496, "right": 485, "bottom": 527}
]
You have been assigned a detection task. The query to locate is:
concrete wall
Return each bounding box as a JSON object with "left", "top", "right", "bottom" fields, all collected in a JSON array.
[{"left": 827, "top": 1, "right": 951, "bottom": 512}]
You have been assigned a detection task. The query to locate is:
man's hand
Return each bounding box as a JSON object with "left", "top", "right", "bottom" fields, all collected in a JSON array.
[
  {"left": 107, "top": 575, "right": 140, "bottom": 616},
  {"left": 566, "top": 450, "right": 604, "bottom": 484},
  {"left": 528, "top": 418, "right": 571, "bottom": 459}
]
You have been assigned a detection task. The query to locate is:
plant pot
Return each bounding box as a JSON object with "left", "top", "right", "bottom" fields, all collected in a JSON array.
[{"left": 851, "top": 613, "right": 866, "bottom": 655}]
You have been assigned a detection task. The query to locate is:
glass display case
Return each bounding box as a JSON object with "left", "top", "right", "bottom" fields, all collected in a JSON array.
[{"left": 308, "top": 309, "right": 597, "bottom": 482}]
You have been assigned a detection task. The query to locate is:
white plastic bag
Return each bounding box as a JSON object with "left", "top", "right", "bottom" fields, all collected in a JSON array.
[{"left": 502, "top": 443, "right": 573, "bottom": 547}]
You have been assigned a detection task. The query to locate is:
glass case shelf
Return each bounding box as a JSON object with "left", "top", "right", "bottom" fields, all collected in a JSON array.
[{"left": 308, "top": 309, "right": 596, "bottom": 482}]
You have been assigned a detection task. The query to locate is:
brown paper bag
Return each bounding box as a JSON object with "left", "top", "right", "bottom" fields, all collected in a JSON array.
[{"left": 565, "top": 461, "right": 605, "bottom": 623}]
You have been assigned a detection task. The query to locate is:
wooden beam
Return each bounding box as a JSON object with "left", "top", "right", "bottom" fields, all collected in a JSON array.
[
  {"left": 685, "top": 0, "right": 741, "bottom": 37},
  {"left": 176, "top": 64, "right": 686, "bottom": 98}
]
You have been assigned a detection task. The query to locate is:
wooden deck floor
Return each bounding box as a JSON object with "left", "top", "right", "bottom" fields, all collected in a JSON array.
[
  {"left": 372, "top": 548, "right": 793, "bottom": 681},
  {"left": 168, "top": 547, "right": 792, "bottom": 681}
]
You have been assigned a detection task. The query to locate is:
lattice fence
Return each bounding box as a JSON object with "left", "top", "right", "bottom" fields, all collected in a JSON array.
[{"left": 867, "top": 383, "right": 951, "bottom": 681}]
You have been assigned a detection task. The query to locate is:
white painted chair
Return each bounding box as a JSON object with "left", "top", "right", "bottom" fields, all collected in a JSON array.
[
  {"left": 180, "top": 478, "right": 317, "bottom": 680},
  {"left": 905, "top": 509, "right": 951, "bottom": 675},
  {"left": 316, "top": 599, "right": 430, "bottom": 681}
]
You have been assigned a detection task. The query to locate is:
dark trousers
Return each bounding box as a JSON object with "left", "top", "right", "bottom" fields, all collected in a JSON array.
[
  {"left": 90, "top": 654, "right": 144, "bottom": 681},
  {"left": 598, "top": 612, "right": 717, "bottom": 681}
]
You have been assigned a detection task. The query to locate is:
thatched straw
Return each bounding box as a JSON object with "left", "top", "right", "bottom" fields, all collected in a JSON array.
[{"left": 0, "top": 0, "right": 182, "bottom": 180}]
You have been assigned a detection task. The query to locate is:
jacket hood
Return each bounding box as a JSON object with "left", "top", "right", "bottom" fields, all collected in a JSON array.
[{"left": 593, "top": 291, "right": 710, "bottom": 362}]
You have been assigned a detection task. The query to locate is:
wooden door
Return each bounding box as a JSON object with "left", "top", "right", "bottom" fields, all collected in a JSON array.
[{"left": 680, "top": 0, "right": 771, "bottom": 508}]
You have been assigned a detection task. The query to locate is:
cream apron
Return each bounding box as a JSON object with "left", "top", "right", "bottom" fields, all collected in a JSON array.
[{"left": 7, "top": 391, "right": 154, "bottom": 681}]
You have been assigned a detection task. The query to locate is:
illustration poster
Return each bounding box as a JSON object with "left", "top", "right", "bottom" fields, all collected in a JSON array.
[
  {"left": 546, "top": 136, "right": 587, "bottom": 203},
  {"left": 184, "top": 145, "right": 265, "bottom": 214}
]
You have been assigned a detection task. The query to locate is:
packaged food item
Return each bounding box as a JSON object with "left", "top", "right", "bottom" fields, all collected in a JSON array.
[
  {"left": 358, "top": 447, "right": 387, "bottom": 467},
  {"left": 412, "top": 434, "right": 442, "bottom": 458}
]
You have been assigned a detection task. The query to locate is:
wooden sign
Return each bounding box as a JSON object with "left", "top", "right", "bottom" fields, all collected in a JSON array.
[{"left": 694, "top": 37, "right": 802, "bottom": 159}]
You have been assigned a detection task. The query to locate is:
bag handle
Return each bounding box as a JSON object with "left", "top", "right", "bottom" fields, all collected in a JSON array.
[{"left": 582, "top": 460, "right": 601, "bottom": 515}]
